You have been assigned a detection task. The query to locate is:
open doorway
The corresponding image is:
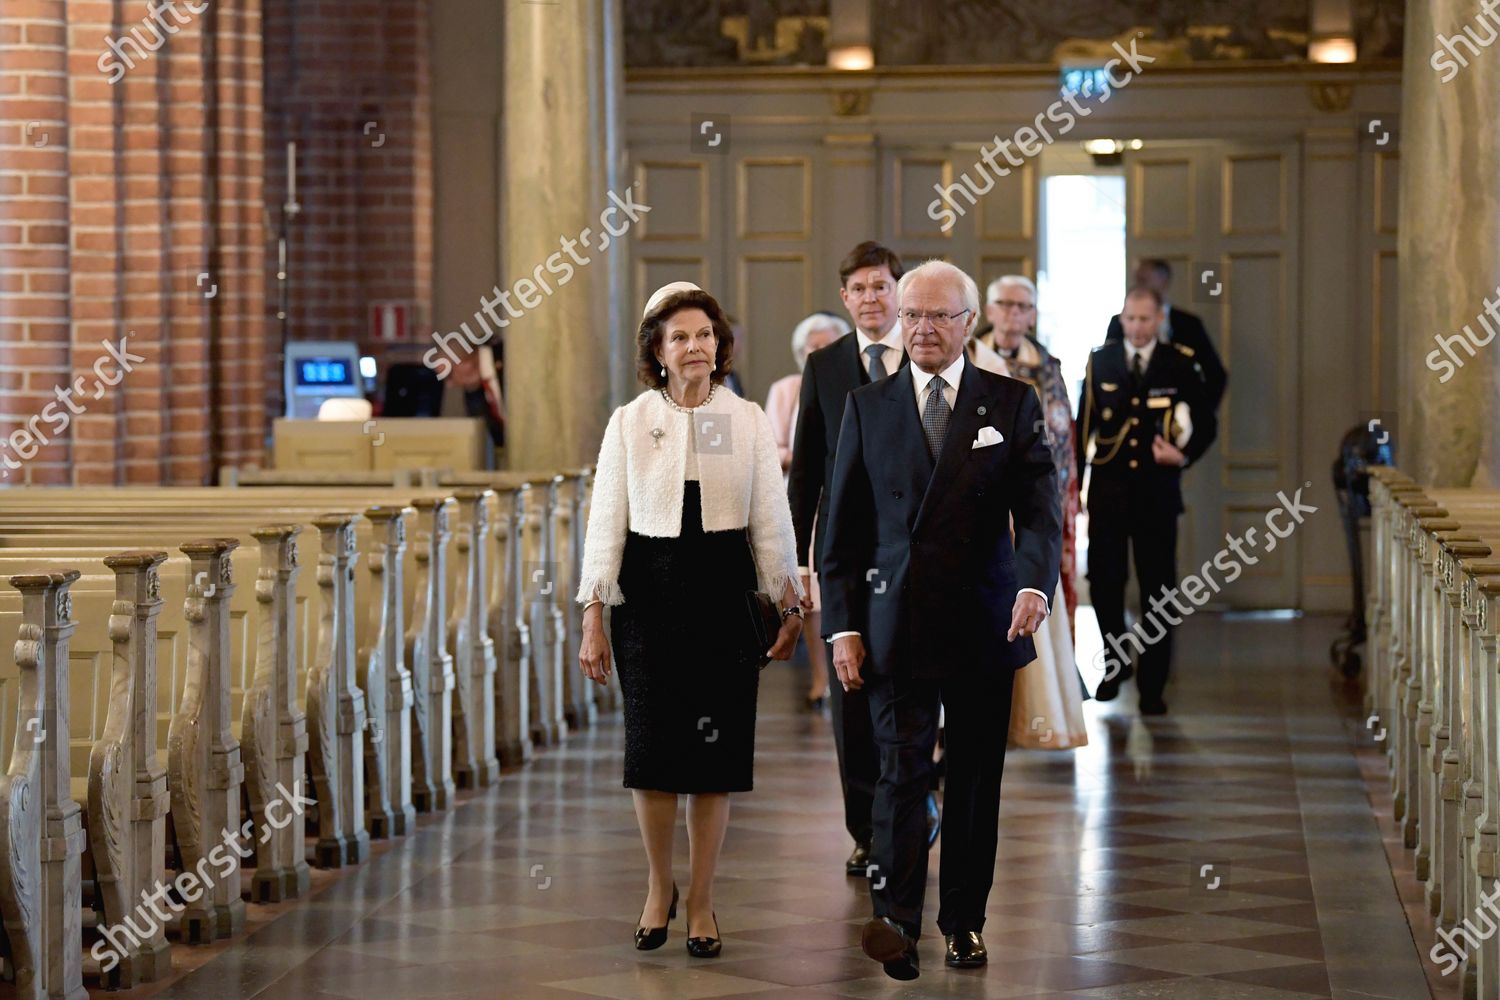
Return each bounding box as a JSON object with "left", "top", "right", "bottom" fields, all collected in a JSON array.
[
  {"left": 1036, "top": 151, "right": 1127, "bottom": 397},
  {"left": 1037, "top": 147, "right": 1127, "bottom": 688}
]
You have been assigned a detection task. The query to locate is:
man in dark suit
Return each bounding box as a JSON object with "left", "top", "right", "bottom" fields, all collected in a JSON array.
[
  {"left": 787, "top": 241, "right": 910, "bottom": 879},
  {"left": 1105, "top": 258, "right": 1227, "bottom": 408},
  {"left": 821, "top": 260, "right": 1061, "bottom": 980},
  {"left": 1080, "top": 287, "right": 1217, "bottom": 714}
]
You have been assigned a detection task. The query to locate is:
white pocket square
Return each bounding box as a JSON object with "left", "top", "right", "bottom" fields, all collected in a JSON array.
[{"left": 971, "top": 426, "right": 1004, "bottom": 449}]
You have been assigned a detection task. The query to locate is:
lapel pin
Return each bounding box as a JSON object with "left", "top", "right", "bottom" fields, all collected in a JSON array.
[{"left": 977, "top": 406, "right": 987, "bottom": 416}]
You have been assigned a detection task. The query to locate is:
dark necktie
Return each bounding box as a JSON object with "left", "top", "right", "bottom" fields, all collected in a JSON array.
[
  {"left": 922, "top": 376, "right": 950, "bottom": 459},
  {"left": 864, "top": 344, "right": 885, "bottom": 382},
  {"left": 1130, "top": 350, "right": 1145, "bottom": 386}
]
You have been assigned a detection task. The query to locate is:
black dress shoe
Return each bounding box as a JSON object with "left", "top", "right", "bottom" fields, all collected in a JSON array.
[
  {"left": 685, "top": 910, "right": 721, "bottom": 958},
  {"left": 944, "top": 930, "right": 987, "bottom": 968},
  {"left": 633, "top": 883, "right": 678, "bottom": 951},
  {"left": 1095, "top": 663, "right": 1132, "bottom": 702},
  {"left": 861, "top": 917, "right": 920, "bottom": 981},
  {"left": 845, "top": 842, "right": 871, "bottom": 877}
]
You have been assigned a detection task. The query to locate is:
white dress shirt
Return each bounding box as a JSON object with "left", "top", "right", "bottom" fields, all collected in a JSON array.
[
  {"left": 1124, "top": 337, "right": 1156, "bottom": 372},
  {"left": 855, "top": 324, "right": 904, "bottom": 379},
  {"left": 828, "top": 351, "right": 1049, "bottom": 643},
  {"left": 910, "top": 351, "right": 965, "bottom": 419}
]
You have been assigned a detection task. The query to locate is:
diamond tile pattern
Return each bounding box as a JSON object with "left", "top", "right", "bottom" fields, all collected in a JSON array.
[{"left": 125, "top": 615, "right": 1432, "bottom": 999}]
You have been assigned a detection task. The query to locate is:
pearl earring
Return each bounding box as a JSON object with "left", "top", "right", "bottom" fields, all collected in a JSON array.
[{"left": 659, "top": 366, "right": 666, "bottom": 378}]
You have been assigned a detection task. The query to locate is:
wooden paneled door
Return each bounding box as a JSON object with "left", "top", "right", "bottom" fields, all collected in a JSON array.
[
  {"left": 880, "top": 144, "right": 1040, "bottom": 287},
  {"left": 1125, "top": 140, "right": 1302, "bottom": 608}
]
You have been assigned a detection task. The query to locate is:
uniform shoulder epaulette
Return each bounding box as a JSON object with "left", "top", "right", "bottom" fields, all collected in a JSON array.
[{"left": 1173, "top": 343, "right": 1195, "bottom": 358}]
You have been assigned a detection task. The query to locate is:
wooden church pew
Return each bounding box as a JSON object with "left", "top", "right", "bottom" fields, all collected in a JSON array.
[
  {"left": 1366, "top": 470, "right": 1500, "bottom": 996},
  {"left": 0, "top": 512, "right": 399, "bottom": 986},
  {"left": 0, "top": 571, "right": 88, "bottom": 1000},
  {"left": 0, "top": 512, "right": 373, "bottom": 878}
]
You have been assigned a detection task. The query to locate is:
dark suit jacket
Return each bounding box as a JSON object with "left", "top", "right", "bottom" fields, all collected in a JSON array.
[
  {"left": 786, "top": 333, "right": 906, "bottom": 572},
  {"left": 1075, "top": 339, "right": 1217, "bottom": 516},
  {"left": 819, "top": 360, "right": 1061, "bottom": 679},
  {"left": 1106, "top": 304, "right": 1227, "bottom": 408}
]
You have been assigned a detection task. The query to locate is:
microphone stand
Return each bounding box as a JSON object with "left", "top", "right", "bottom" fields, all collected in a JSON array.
[{"left": 275, "top": 140, "right": 301, "bottom": 418}]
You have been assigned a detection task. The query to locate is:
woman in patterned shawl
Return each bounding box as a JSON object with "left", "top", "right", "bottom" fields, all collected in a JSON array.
[{"left": 981, "top": 275, "right": 1080, "bottom": 633}]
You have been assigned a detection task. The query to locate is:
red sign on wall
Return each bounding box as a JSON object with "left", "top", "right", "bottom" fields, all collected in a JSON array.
[{"left": 371, "top": 302, "right": 407, "bottom": 342}]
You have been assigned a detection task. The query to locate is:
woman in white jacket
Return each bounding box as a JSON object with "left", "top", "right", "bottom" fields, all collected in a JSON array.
[{"left": 576, "top": 282, "right": 804, "bottom": 959}]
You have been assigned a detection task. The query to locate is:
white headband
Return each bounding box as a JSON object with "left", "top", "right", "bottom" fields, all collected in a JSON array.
[{"left": 642, "top": 281, "right": 702, "bottom": 320}]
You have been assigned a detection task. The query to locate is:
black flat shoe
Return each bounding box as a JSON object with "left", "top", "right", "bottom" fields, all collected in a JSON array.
[
  {"left": 633, "top": 883, "right": 678, "bottom": 951},
  {"left": 862, "top": 917, "right": 919, "bottom": 981},
  {"left": 1139, "top": 698, "right": 1169, "bottom": 716},
  {"left": 845, "top": 842, "right": 871, "bottom": 877},
  {"left": 685, "top": 910, "right": 721, "bottom": 958},
  {"left": 944, "top": 930, "right": 987, "bottom": 968},
  {"left": 806, "top": 694, "right": 828, "bottom": 713}
]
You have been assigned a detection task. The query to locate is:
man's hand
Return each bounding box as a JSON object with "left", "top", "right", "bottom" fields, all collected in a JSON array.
[
  {"left": 832, "top": 634, "right": 865, "bottom": 692},
  {"left": 1007, "top": 592, "right": 1048, "bottom": 641},
  {"left": 1152, "top": 434, "right": 1186, "bottom": 467}
]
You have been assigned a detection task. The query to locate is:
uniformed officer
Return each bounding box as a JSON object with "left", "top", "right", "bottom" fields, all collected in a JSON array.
[{"left": 1076, "top": 286, "right": 1217, "bottom": 714}]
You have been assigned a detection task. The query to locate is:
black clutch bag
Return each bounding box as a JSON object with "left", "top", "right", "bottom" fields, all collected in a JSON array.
[{"left": 742, "top": 590, "right": 781, "bottom": 670}]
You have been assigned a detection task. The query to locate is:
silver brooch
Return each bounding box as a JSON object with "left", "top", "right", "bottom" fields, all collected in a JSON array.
[{"left": 650, "top": 428, "right": 665, "bottom": 449}]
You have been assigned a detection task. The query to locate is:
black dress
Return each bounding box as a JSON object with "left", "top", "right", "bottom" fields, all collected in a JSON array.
[{"left": 611, "top": 480, "right": 761, "bottom": 793}]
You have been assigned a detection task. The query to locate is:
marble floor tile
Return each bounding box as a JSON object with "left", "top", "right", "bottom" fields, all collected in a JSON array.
[{"left": 126, "top": 614, "right": 1430, "bottom": 999}]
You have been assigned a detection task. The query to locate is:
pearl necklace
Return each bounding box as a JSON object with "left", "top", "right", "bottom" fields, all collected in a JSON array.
[{"left": 659, "top": 384, "right": 715, "bottom": 413}]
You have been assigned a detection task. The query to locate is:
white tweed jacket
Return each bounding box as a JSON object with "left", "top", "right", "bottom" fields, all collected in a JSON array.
[{"left": 576, "top": 387, "right": 804, "bottom": 607}]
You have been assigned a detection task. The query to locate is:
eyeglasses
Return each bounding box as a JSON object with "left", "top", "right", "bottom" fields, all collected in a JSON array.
[
  {"left": 990, "top": 300, "right": 1035, "bottom": 311},
  {"left": 900, "top": 307, "right": 972, "bottom": 327}
]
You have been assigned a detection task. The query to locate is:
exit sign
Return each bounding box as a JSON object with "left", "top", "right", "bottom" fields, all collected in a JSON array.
[{"left": 1060, "top": 66, "right": 1113, "bottom": 100}]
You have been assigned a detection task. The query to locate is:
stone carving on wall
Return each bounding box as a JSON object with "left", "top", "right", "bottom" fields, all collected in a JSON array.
[
  {"left": 626, "top": 0, "right": 829, "bottom": 67},
  {"left": 624, "top": 0, "right": 1403, "bottom": 68}
]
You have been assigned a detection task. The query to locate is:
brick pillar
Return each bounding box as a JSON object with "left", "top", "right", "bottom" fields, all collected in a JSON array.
[
  {"left": 213, "top": 0, "right": 267, "bottom": 469},
  {"left": 0, "top": 0, "right": 266, "bottom": 485},
  {"left": 0, "top": 0, "right": 72, "bottom": 485}
]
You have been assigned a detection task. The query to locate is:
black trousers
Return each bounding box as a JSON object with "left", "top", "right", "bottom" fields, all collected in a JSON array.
[
  {"left": 826, "top": 655, "right": 878, "bottom": 847},
  {"left": 864, "top": 664, "right": 1015, "bottom": 938},
  {"left": 1087, "top": 498, "right": 1180, "bottom": 704}
]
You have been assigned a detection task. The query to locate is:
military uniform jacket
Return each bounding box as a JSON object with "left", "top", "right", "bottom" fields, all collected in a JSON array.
[{"left": 1074, "top": 339, "right": 1216, "bottom": 515}]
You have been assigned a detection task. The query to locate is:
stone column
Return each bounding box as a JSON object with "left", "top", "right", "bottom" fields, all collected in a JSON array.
[
  {"left": 1398, "top": 0, "right": 1500, "bottom": 486},
  {"left": 503, "top": 0, "right": 624, "bottom": 467}
]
